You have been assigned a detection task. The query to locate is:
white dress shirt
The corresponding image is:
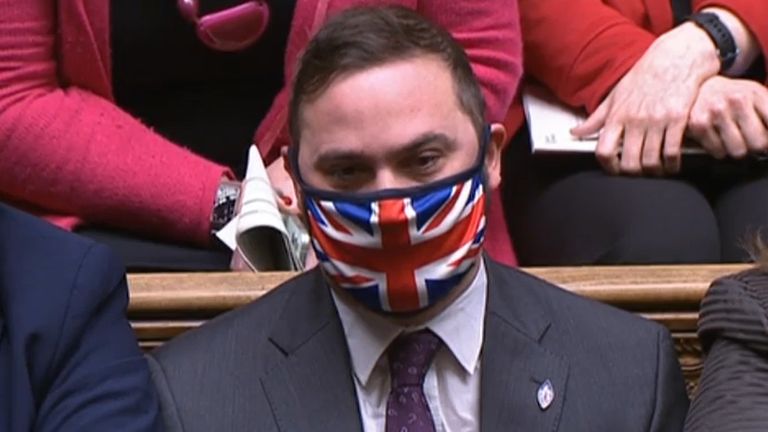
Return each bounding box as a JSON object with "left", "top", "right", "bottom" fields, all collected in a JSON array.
[{"left": 331, "top": 261, "right": 487, "bottom": 432}]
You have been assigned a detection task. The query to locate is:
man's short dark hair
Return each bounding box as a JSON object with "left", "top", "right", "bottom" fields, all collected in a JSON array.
[{"left": 289, "top": 6, "right": 486, "bottom": 146}]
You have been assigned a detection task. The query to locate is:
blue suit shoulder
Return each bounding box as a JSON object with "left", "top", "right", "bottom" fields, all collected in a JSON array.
[
  {"left": 0, "top": 203, "right": 161, "bottom": 431},
  {"left": 0, "top": 203, "right": 122, "bottom": 315}
]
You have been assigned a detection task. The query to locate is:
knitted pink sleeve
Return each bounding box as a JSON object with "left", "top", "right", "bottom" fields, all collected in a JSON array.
[{"left": 0, "top": 0, "right": 231, "bottom": 246}]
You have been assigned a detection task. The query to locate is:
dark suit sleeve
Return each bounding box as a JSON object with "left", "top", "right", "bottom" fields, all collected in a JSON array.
[
  {"left": 648, "top": 327, "right": 689, "bottom": 432},
  {"left": 684, "top": 271, "right": 768, "bottom": 432},
  {"left": 34, "top": 244, "right": 161, "bottom": 432}
]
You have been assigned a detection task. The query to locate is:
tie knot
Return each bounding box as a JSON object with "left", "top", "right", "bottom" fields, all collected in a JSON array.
[{"left": 387, "top": 329, "right": 442, "bottom": 388}]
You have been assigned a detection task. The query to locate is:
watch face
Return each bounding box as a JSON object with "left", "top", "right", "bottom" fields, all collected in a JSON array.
[
  {"left": 216, "top": 184, "right": 241, "bottom": 207},
  {"left": 212, "top": 197, "right": 237, "bottom": 228},
  {"left": 212, "top": 183, "right": 241, "bottom": 231}
]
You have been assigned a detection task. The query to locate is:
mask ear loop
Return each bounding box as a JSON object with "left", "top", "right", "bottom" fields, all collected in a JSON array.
[{"left": 177, "top": 0, "right": 270, "bottom": 51}]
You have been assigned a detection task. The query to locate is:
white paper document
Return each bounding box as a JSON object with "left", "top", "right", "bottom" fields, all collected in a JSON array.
[
  {"left": 216, "top": 146, "right": 309, "bottom": 271},
  {"left": 522, "top": 84, "right": 704, "bottom": 154},
  {"left": 522, "top": 84, "right": 598, "bottom": 153}
]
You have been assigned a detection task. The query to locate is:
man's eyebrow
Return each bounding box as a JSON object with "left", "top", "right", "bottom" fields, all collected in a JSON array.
[
  {"left": 312, "top": 132, "right": 457, "bottom": 167},
  {"left": 314, "top": 149, "right": 371, "bottom": 169}
]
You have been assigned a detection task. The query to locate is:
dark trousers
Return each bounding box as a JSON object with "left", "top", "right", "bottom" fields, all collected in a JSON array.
[
  {"left": 77, "top": 228, "right": 231, "bottom": 272},
  {"left": 503, "top": 127, "right": 768, "bottom": 266}
]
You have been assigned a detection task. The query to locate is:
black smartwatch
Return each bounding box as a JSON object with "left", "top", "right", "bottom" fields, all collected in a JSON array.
[
  {"left": 688, "top": 12, "right": 739, "bottom": 73},
  {"left": 211, "top": 180, "right": 241, "bottom": 234}
]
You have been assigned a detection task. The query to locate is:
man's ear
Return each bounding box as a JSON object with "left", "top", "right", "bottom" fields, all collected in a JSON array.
[{"left": 484, "top": 123, "right": 506, "bottom": 190}]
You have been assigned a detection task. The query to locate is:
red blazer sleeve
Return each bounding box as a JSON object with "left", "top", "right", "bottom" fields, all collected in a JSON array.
[
  {"left": 695, "top": 0, "right": 768, "bottom": 81},
  {"left": 519, "top": 0, "right": 657, "bottom": 112},
  {"left": 0, "top": 0, "right": 231, "bottom": 246}
]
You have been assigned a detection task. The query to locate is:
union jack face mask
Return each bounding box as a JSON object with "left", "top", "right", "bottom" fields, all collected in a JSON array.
[{"left": 292, "top": 128, "right": 489, "bottom": 313}]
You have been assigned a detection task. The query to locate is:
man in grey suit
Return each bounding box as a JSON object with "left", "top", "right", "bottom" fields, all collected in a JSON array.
[{"left": 148, "top": 7, "right": 689, "bottom": 431}]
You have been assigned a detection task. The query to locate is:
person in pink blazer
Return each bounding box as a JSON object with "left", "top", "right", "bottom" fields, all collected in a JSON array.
[{"left": 0, "top": 0, "right": 522, "bottom": 270}]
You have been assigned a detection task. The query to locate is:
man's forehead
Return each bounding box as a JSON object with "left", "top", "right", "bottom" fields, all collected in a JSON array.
[{"left": 298, "top": 56, "right": 464, "bottom": 152}]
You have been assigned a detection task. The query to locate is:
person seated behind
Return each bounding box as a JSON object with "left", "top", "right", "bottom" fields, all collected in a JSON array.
[
  {"left": 685, "top": 242, "right": 768, "bottom": 431},
  {"left": 147, "top": 7, "right": 689, "bottom": 431},
  {"left": 0, "top": 0, "right": 521, "bottom": 271},
  {"left": 0, "top": 202, "right": 160, "bottom": 431},
  {"left": 505, "top": 0, "right": 768, "bottom": 266}
]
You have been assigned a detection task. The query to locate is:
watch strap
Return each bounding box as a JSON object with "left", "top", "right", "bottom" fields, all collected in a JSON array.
[{"left": 688, "top": 12, "right": 739, "bottom": 73}]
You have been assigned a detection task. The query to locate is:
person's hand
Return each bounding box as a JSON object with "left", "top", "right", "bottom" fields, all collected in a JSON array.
[
  {"left": 571, "top": 22, "right": 720, "bottom": 175},
  {"left": 266, "top": 152, "right": 319, "bottom": 271},
  {"left": 266, "top": 156, "right": 300, "bottom": 216},
  {"left": 687, "top": 76, "right": 768, "bottom": 159}
]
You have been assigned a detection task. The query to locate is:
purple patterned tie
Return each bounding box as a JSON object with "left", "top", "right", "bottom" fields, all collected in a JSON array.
[{"left": 386, "top": 329, "right": 443, "bottom": 432}]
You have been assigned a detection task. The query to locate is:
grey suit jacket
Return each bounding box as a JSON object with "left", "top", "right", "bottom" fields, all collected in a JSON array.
[{"left": 148, "top": 259, "right": 689, "bottom": 431}]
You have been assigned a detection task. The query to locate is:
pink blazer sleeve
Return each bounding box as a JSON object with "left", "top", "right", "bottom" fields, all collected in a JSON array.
[{"left": 0, "top": 0, "right": 231, "bottom": 246}]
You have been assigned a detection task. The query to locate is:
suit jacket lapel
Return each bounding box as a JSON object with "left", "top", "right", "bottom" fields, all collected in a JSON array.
[
  {"left": 260, "top": 270, "right": 362, "bottom": 432},
  {"left": 481, "top": 259, "right": 569, "bottom": 432}
]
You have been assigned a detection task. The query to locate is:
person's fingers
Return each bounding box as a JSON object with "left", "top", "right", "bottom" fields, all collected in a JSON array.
[
  {"left": 594, "top": 124, "right": 623, "bottom": 174},
  {"left": 230, "top": 248, "right": 253, "bottom": 272},
  {"left": 755, "top": 93, "right": 768, "bottom": 127},
  {"left": 688, "top": 104, "right": 726, "bottom": 159},
  {"left": 662, "top": 120, "right": 686, "bottom": 174},
  {"left": 619, "top": 126, "right": 645, "bottom": 175},
  {"left": 304, "top": 248, "right": 318, "bottom": 270},
  {"left": 735, "top": 106, "right": 768, "bottom": 153},
  {"left": 572, "top": 99, "right": 609, "bottom": 138},
  {"left": 641, "top": 125, "right": 665, "bottom": 176},
  {"left": 716, "top": 115, "right": 748, "bottom": 159},
  {"left": 689, "top": 125, "right": 726, "bottom": 159}
]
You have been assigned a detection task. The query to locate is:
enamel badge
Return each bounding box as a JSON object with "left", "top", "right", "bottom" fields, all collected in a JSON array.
[{"left": 537, "top": 379, "right": 555, "bottom": 411}]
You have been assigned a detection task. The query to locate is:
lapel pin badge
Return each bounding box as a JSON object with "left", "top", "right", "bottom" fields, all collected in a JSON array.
[{"left": 537, "top": 379, "right": 555, "bottom": 411}]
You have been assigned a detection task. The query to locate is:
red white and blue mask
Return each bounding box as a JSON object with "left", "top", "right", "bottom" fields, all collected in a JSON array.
[{"left": 292, "top": 129, "right": 489, "bottom": 313}]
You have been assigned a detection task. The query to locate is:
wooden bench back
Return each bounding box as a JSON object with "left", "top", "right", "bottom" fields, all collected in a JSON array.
[{"left": 127, "top": 264, "right": 750, "bottom": 396}]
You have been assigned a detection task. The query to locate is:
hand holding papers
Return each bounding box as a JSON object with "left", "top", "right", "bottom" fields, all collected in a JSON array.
[{"left": 522, "top": 84, "right": 704, "bottom": 155}]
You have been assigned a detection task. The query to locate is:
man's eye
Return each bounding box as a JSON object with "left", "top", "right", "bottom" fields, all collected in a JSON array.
[
  {"left": 326, "top": 165, "right": 369, "bottom": 188},
  {"left": 410, "top": 152, "right": 443, "bottom": 173}
]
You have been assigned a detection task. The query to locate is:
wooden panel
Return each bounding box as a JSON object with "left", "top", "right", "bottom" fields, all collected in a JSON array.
[{"left": 128, "top": 264, "right": 748, "bottom": 314}]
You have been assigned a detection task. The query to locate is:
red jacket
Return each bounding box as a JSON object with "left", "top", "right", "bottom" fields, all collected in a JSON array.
[
  {"left": 509, "top": 0, "right": 768, "bottom": 134},
  {"left": 0, "top": 0, "right": 522, "bottom": 265}
]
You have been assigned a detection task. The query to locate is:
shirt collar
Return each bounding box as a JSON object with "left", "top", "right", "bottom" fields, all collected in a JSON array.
[{"left": 331, "top": 260, "right": 488, "bottom": 386}]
